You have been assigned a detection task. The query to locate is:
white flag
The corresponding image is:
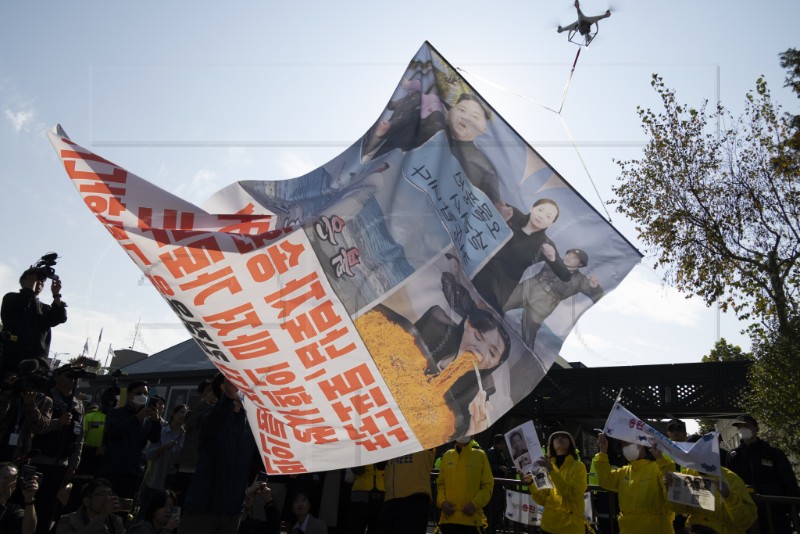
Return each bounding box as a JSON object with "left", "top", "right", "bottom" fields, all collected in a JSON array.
[
  {"left": 505, "top": 489, "right": 541, "bottom": 526},
  {"left": 603, "top": 400, "right": 721, "bottom": 474}
]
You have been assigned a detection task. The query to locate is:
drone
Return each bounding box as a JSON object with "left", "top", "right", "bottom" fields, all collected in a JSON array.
[{"left": 557, "top": 1, "right": 611, "bottom": 47}]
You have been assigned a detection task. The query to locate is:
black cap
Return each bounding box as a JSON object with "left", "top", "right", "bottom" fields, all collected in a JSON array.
[
  {"left": 493, "top": 434, "right": 505, "bottom": 444},
  {"left": 565, "top": 248, "right": 589, "bottom": 267},
  {"left": 667, "top": 418, "right": 686, "bottom": 431},
  {"left": 732, "top": 414, "right": 758, "bottom": 427}
]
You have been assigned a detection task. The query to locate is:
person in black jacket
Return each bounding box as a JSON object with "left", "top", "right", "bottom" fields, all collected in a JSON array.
[
  {"left": 1, "top": 268, "right": 67, "bottom": 376},
  {"left": 100, "top": 381, "right": 160, "bottom": 500},
  {"left": 728, "top": 414, "right": 800, "bottom": 532},
  {"left": 182, "top": 373, "right": 256, "bottom": 534}
]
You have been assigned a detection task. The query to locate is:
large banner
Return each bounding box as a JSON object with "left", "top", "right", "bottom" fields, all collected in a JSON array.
[{"left": 48, "top": 42, "right": 640, "bottom": 473}]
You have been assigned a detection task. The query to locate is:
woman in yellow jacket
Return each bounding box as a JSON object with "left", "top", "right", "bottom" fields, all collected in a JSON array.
[
  {"left": 521, "top": 431, "right": 588, "bottom": 534},
  {"left": 595, "top": 433, "right": 675, "bottom": 533},
  {"left": 665, "top": 466, "right": 757, "bottom": 534}
]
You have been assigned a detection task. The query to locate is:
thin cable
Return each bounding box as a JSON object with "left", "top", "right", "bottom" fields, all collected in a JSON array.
[
  {"left": 558, "top": 47, "right": 581, "bottom": 114},
  {"left": 456, "top": 67, "right": 560, "bottom": 115},
  {"left": 558, "top": 115, "right": 613, "bottom": 221},
  {"left": 460, "top": 59, "right": 613, "bottom": 221}
]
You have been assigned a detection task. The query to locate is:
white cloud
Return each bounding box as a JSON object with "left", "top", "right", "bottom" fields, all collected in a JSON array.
[
  {"left": 4, "top": 108, "right": 35, "bottom": 132},
  {"left": 226, "top": 146, "right": 254, "bottom": 169},
  {"left": 278, "top": 151, "right": 315, "bottom": 178},
  {"left": 599, "top": 269, "right": 706, "bottom": 327},
  {"left": 174, "top": 168, "right": 223, "bottom": 205}
]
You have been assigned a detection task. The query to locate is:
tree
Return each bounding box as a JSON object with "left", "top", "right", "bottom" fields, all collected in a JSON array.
[
  {"left": 697, "top": 339, "right": 752, "bottom": 435},
  {"left": 747, "top": 320, "right": 800, "bottom": 459},
  {"left": 701, "top": 337, "right": 753, "bottom": 363},
  {"left": 614, "top": 52, "right": 800, "bottom": 455},
  {"left": 611, "top": 72, "right": 800, "bottom": 339}
]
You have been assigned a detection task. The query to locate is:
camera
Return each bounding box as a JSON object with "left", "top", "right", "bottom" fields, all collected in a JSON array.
[
  {"left": 32, "top": 252, "right": 60, "bottom": 282},
  {"left": 19, "top": 464, "right": 41, "bottom": 484}
]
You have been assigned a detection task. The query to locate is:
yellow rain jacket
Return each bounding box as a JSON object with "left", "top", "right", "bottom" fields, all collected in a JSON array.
[
  {"left": 528, "top": 454, "right": 588, "bottom": 534},
  {"left": 436, "top": 442, "right": 494, "bottom": 528},
  {"left": 595, "top": 452, "right": 675, "bottom": 533},
  {"left": 667, "top": 467, "right": 757, "bottom": 534},
  {"left": 351, "top": 463, "right": 385, "bottom": 492}
]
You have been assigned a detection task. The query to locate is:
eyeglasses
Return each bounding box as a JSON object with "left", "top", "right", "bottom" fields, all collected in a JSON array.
[{"left": 92, "top": 490, "right": 113, "bottom": 497}]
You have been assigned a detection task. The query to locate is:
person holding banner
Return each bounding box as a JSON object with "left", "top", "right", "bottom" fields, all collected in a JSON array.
[
  {"left": 436, "top": 435, "right": 494, "bottom": 533},
  {"left": 520, "top": 431, "right": 587, "bottom": 534},
  {"left": 664, "top": 466, "right": 757, "bottom": 534},
  {"left": 595, "top": 433, "right": 676, "bottom": 533}
]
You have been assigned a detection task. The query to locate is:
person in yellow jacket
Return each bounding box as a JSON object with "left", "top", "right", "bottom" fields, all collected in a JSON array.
[
  {"left": 347, "top": 463, "right": 385, "bottom": 534},
  {"left": 437, "top": 435, "right": 494, "bottom": 533},
  {"left": 595, "top": 433, "right": 675, "bottom": 533},
  {"left": 664, "top": 466, "right": 757, "bottom": 534},
  {"left": 521, "top": 431, "right": 587, "bottom": 534}
]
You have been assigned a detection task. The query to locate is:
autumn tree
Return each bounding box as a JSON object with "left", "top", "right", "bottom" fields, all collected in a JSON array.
[
  {"left": 614, "top": 52, "right": 800, "bottom": 455},
  {"left": 611, "top": 73, "right": 800, "bottom": 339}
]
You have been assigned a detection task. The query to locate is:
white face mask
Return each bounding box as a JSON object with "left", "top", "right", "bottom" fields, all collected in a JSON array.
[
  {"left": 131, "top": 394, "right": 147, "bottom": 407},
  {"left": 622, "top": 443, "right": 642, "bottom": 462},
  {"left": 738, "top": 428, "right": 754, "bottom": 441},
  {"left": 456, "top": 436, "right": 472, "bottom": 446}
]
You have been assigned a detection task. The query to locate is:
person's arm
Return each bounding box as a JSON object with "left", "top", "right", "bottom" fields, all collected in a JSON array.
[
  {"left": 593, "top": 453, "right": 622, "bottom": 492},
  {"left": 67, "top": 404, "right": 85, "bottom": 472},
  {"left": 773, "top": 447, "right": 800, "bottom": 496},
  {"left": 21, "top": 476, "right": 39, "bottom": 534},
  {"left": 23, "top": 393, "right": 53, "bottom": 434},
  {"left": 104, "top": 407, "right": 143, "bottom": 439},
  {"left": 542, "top": 238, "right": 571, "bottom": 282},
  {"left": 720, "top": 470, "right": 758, "bottom": 530}
]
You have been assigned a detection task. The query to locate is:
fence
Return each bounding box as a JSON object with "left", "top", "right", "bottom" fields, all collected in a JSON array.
[{"left": 428, "top": 474, "right": 800, "bottom": 534}]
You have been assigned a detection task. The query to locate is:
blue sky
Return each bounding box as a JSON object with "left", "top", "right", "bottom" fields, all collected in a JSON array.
[{"left": 1, "top": 1, "right": 797, "bottom": 367}]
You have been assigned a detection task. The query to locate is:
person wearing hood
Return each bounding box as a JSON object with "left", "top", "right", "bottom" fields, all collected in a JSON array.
[
  {"left": 521, "top": 431, "right": 587, "bottom": 534},
  {"left": 436, "top": 435, "right": 494, "bottom": 533},
  {"left": 595, "top": 432, "right": 676, "bottom": 533},
  {"left": 100, "top": 380, "right": 160, "bottom": 500}
]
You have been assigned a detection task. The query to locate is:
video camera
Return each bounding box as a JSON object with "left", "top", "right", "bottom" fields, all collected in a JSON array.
[
  {"left": 31, "top": 252, "right": 60, "bottom": 282},
  {"left": 55, "top": 356, "right": 101, "bottom": 381}
]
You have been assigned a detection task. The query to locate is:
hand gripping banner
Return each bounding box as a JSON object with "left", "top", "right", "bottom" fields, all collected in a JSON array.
[{"left": 48, "top": 42, "right": 641, "bottom": 473}]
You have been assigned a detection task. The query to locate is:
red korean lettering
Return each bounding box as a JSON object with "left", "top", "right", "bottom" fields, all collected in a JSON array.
[
  {"left": 204, "top": 303, "right": 262, "bottom": 338},
  {"left": 221, "top": 330, "right": 279, "bottom": 360},
  {"left": 295, "top": 326, "right": 356, "bottom": 369},
  {"left": 279, "top": 296, "right": 339, "bottom": 341},
  {"left": 317, "top": 364, "right": 375, "bottom": 402},
  {"left": 178, "top": 266, "right": 243, "bottom": 305},
  {"left": 244, "top": 362, "right": 295, "bottom": 386},
  {"left": 158, "top": 236, "right": 224, "bottom": 279}
]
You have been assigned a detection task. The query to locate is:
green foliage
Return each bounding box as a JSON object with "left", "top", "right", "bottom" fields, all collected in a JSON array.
[
  {"left": 701, "top": 338, "right": 753, "bottom": 363},
  {"left": 697, "top": 339, "right": 752, "bottom": 435},
  {"left": 746, "top": 322, "right": 800, "bottom": 459},
  {"left": 611, "top": 73, "right": 800, "bottom": 340}
]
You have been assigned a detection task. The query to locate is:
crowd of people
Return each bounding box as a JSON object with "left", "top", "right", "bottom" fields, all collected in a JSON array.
[{"left": 1, "top": 267, "right": 799, "bottom": 534}]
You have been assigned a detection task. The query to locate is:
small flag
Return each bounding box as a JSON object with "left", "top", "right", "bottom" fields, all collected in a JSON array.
[{"left": 81, "top": 338, "right": 89, "bottom": 356}]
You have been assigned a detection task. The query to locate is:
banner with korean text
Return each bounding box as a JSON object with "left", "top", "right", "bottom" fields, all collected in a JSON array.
[{"left": 48, "top": 42, "right": 641, "bottom": 473}]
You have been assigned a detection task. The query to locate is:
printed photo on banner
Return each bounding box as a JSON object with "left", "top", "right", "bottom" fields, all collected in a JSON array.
[
  {"left": 49, "top": 41, "right": 642, "bottom": 472},
  {"left": 372, "top": 250, "right": 547, "bottom": 447},
  {"left": 666, "top": 472, "right": 717, "bottom": 511}
]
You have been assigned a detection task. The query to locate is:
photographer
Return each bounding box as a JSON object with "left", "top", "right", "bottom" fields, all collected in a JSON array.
[
  {"left": 1, "top": 261, "right": 67, "bottom": 376},
  {"left": 29, "top": 364, "right": 88, "bottom": 534},
  {"left": 0, "top": 364, "right": 53, "bottom": 462},
  {"left": 0, "top": 461, "right": 40, "bottom": 534}
]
